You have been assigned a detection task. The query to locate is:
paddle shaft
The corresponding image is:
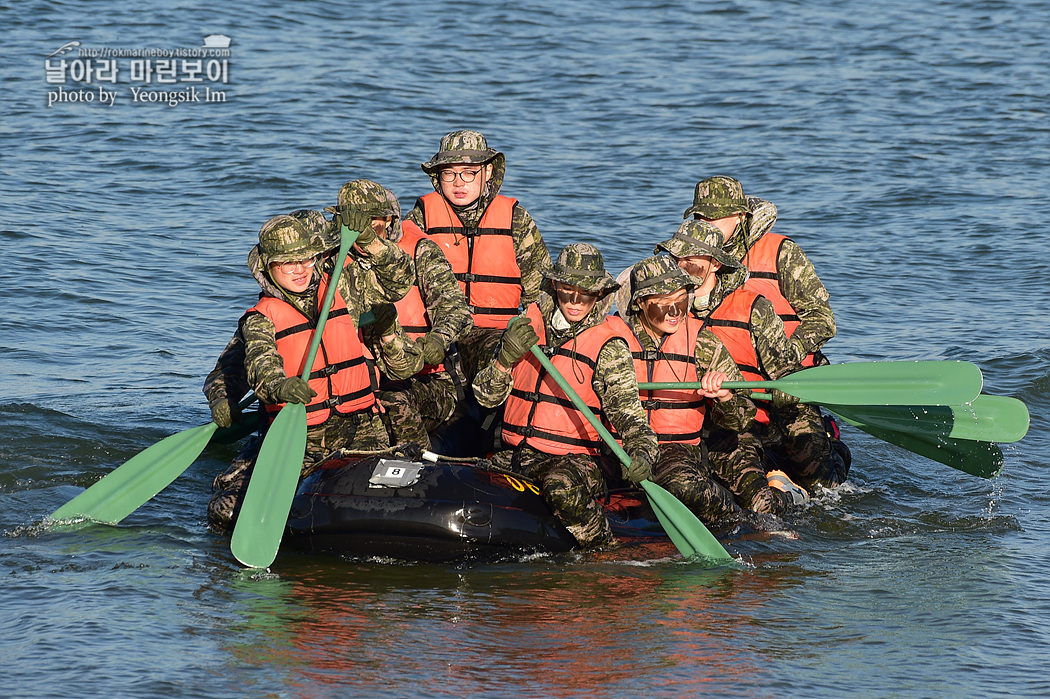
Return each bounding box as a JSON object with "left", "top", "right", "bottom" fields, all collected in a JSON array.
[{"left": 637, "top": 360, "right": 983, "bottom": 406}]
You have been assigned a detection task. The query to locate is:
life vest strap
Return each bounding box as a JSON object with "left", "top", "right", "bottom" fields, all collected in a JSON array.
[
  {"left": 510, "top": 387, "right": 591, "bottom": 413},
  {"left": 472, "top": 305, "right": 523, "bottom": 316},
  {"left": 503, "top": 423, "right": 603, "bottom": 450},
  {"left": 641, "top": 398, "right": 707, "bottom": 411},
  {"left": 307, "top": 385, "right": 374, "bottom": 413},
  {"left": 749, "top": 270, "right": 778, "bottom": 280},
  {"left": 657, "top": 429, "right": 705, "bottom": 443},
  {"left": 456, "top": 272, "right": 521, "bottom": 285},
  {"left": 308, "top": 356, "right": 368, "bottom": 380},
  {"left": 426, "top": 225, "right": 513, "bottom": 238}
]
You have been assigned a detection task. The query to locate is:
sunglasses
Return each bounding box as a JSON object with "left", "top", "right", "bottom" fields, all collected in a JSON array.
[
  {"left": 554, "top": 285, "right": 599, "bottom": 304},
  {"left": 641, "top": 295, "right": 689, "bottom": 324}
]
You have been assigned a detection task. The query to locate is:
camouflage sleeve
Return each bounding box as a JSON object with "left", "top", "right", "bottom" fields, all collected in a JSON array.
[
  {"left": 511, "top": 206, "right": 552, "bottom": 308},
  {"left": 750, "top": 296, "right": 805, "bottom": 379},
  {"left": 695, "top": 328, "right": 756, "bottom": 432},
  {"left": 202, "top": 327, "right": 251, "bottom": 411},
  {"left": 471, "top": 343, "right": 515, "bottom": 408},
  {"left": 240, "top": 311, "right": 291, "bottom": 404},
  {"left": 472, "top": 296, "right": 555, "bottom": 408},
  {"left": 404, "top": 201, "right": 425, "bottom": 231},
  {"left": 777, "top": 240, "right": 836, "bottom": 357},
  {"left": 415, "top": 238, "right": 473, "bottom": 347},
  {"left": 362, "top": 320, "right": 425, "bottom": 380},
  {"left": 337, "top": 238, "right": 415, "bottom": 324},
  {"left": 593, "top": 338, "right": 660, "bottom": 464}
]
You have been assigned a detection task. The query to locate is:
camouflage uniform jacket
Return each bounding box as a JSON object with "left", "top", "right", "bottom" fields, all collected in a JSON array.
[
  {"left": 410, "top": 236, "right": 473, "bottom": 350},
  {"left": 405, "top": 152, "right": 552, "bottom": 309},
  {"left": 721, "top": 198, "right": 836, "bottom": 361},
  {"left": 622, "top": 312, "right": 756, "bottom": 434},
  {"left": 205, "top": 238, "right": 420, "bottom": 408},
  {"left": 473, "top": 292, "right": 659, "bottom": 465}
]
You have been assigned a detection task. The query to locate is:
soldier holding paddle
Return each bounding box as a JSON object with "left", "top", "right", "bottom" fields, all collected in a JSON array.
[{"left": 207, "top": 208, "right": 419, "bottom": 533}]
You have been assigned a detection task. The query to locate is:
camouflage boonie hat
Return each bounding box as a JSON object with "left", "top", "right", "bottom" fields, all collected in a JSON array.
[
  {"left": 258, "top": 214, "right": 325, "bottom": 266},
  {"left": 545, "top": 243, "right": 620, "bottom": 295},
  {"left": 328, "top": 178, "right": 400, "bottom": 217},
  {"left": 322, "top": 179, "right": 401, "bottom": 247},
  {"left": 288, "top": 209, "right": 334, "bottom": 241},
  {"left": 628, "top": 255, "right": 694, "bottom": 312},
  {"left": 682, "top": 176, "right": 750, "bottom": 219},
  {"left": 655, "top": 220, "right": 742, "bottom": 269},
  {"left": 421, "top": 130, "right": 501, "bottom": 172}
]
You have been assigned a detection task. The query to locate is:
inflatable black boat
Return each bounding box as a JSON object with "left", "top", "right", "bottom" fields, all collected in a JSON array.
[
  {"left": 283, "top": 451, "right": 665, "bottom": 562},
  {"left": 280, "top": 407, "right": 848, "bottom": 562}
]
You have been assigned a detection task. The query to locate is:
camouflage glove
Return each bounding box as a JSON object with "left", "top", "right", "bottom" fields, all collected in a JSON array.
[
  {"left": 209, "top": 399, "right": 233, "bottom": 429},
  {"left": 497, "top": 317, "right": 539, "bottom": 368},
  {"left": 418, "top": 332, "right": 447, "bottom": 365},
  {"left": 771, "top": 388, "right": 800, "bottom": 409},
  {"left": 272, "top": 376, "right": 317, "bottom": 405},
  {"left": 622, "top": 451, "right": 653, "bottom": 484},
  {"left": 371, "top": 303, "right": 398, "bottom": 337},
  {"left": 340, "top": 206, "right": 377, "bottom": 247}
]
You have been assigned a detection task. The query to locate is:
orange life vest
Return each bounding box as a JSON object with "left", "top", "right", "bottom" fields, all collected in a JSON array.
[
  {"left": 419, "top": 191, "right": 522, "bottom": 328},
  {"left": 705, "top": 287, "right": 771, "bottom": 424},
  {"left": 393, "top": 220, "right": 443, "bottom": 376},
  {"left": 620, "top": 315, "right": 707, "bottom": 444},
  {"left": 247, "top": 275, "right": 376, "bottom": 426},
  {"left": 742, "top": 232, "right": 820, "bottom": 368},
  {"left": 501, "top": 304, "right": 624, "bottom": 455}
]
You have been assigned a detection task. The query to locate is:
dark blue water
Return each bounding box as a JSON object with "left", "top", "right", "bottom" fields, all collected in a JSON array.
[{"left": 3, "top": 1, "right": 1049, "bottom": 697}]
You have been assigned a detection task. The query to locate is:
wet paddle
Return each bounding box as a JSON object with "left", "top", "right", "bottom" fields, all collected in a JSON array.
[
  {"left": 639, "top": 360, "right": 983, "bottom": 407},
  {"left": 49, "top": 393, "right": 258, "bottom": 525},
  {"left": 820, "top": 395, "right": 1029, "bottom": 444},
  {"left": 525, "top": 343, "right": 733, "bottom": 564},
  {"left": 230, "top": 225, "right": 359, "bottom": 568},
  {"left": 824, "top": 408, "right": 1005, "bottom": 478}
]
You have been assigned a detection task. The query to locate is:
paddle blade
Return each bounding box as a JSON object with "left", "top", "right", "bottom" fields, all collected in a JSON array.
[
  {"left": 230, "top": 404, "right": 308, "bottom": 568},
  {"left": 722, "top": 360, "right": 983, "bottom": 406},
  {"left": 823, "top": 395, "right": 1029, "bottom": 444},
  {"left": 50, "top": 422, "right": 219, "bottom": 524},
  {"left": 640, "top": 480, "right": 734, "bottom": 564},
  {"left": 827, "top": 408, "right": 1004, "bottom": 479},
  {"left": 951, "top": 395, "right": 1029, "bottom": 443}
]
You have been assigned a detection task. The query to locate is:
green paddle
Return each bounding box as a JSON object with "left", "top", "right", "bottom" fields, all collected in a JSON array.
[
  {"left": 820, "top": 395, "right": 1029, "bottom": 444},
  {"left": 230, "top": 225, "right": 360, "bottom": 568},
  {"left": 825, "top": 408, "right": 1005, "bottom": 478},
  {"left": 525, "top": 343, "right": 733, "bottom": 564},
  {"left": 639, "top": 360, "right": 983, "bottom": 407},
  {"left": 49, "top": 393, "right": 258, "bottom": 524}
]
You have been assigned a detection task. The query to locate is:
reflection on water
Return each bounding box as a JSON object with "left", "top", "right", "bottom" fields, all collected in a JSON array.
[{"left": 208, "top": 555, "right": 814, "bottom": 698}]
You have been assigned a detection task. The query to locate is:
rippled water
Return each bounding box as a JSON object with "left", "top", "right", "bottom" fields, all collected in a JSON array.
[{"left": 3, "top": 1, "right": 1049, "bottom": 697}]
